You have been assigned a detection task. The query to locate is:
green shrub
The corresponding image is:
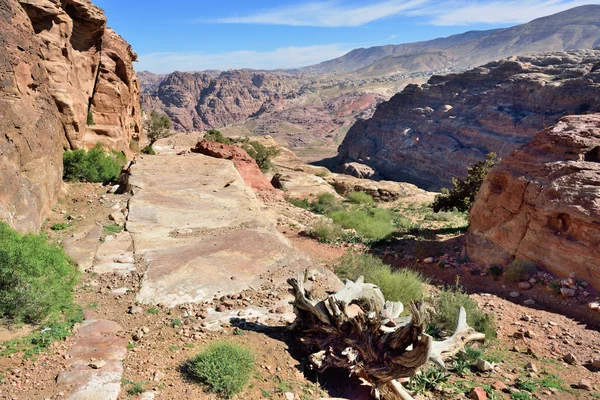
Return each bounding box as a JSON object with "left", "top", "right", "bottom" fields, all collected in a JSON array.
[
  {"left": 103, "top": 224, "right": 123, "bottom": 235},
  {"left": 127, "top": 381, "right": 146, "bottom": 396},
  {"left": 186, "top": 341, "right": 255, "bottom": 398},
  {"left": 86, "top": 110, "right": 95, "bottom": 126},
  {"left": 431, "top": 287, "right": 496, "bottom": 340},
  {"left": 329, "top": 207, "right": 395, "bottom": 241},
  {"left": 286, "top": 194, "right": 342, "bottom": 216},
  {"left": 347, "top": 191, "right": 374, "bottom": 204},
  {"left": 0, "top": 222, "right": 80, "bottom": 325},
  {"left": 488, "top": 264, "right": 503, "bottom": 280},
  {"left": 309, "top": 221, "right": 345, "bottom": 244},
  {"left": 204, "top": 129, "right": 234, "bottom": 144},
  {"left": 144, "top": 111, "right": 172, "bottom": 145},
  {"left": 141, "top": 145, "right": 155, "bottom": 155},
  {"left": 408, "top": 366, "right": 449, "bottom": 394},
  {"left": 50, "top": 222, "right": 73, "bottom": 231},
  {"left": 335, "top": 251, "right": 426, "bottom": 305},
  {"left": 315, "top": 170, "right": 329, "bottom": 178},
  {"left": 241, "top": 140, "right": 280, "bottom": 172},
  {"left": 432, "top": 152, "right": 499, "bottom": 212},
  {"left": 63, "top": 143, "right": 126, "bottom": 184},
  {"left": 504, "top": 260, "right": 537, "bottom": 283}
]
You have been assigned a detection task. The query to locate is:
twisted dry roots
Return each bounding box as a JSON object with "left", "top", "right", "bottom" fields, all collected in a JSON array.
[{"left": 287, "top": 273, "right": 485, "bottom": 399}]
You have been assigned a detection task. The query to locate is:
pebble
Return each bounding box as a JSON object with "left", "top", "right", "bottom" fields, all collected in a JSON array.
[
  {"left": 88, "top": 360, "right": 107, "bottom": 369},
  {"left": 525, "top": 362, "right": 538, "bottom": 373},
  {"left": 128, "top": 306, "right": 143, "bottom": 314},
  {"left": 523, "top": 299, "right": 536, "bottom": 306},
  {"left": 592, "top": 357, "right": 600, "bottom": 369},
  {"left": 509, "top": 292, "right": 520, "bottom": 298},
  {"left": 475, "top": 359, "right": 493, "bottom": 372},
  {"left": 560, "top": 288, "right": 576, "bottom": 297},
  {"left": 468, "top": 387, "right": 487, "bottom": 400},
  {"left": 518, "top": 281, "right": 532, "bottom": 290},
  {"left": 423, "top": 257, "right": 435, "bottom": 264},
  {"left": 563, "top": 352, "right": 578, "bottom": 365},
  {"left": 577, "top": 379, "right": 593, "bottom": 391}
]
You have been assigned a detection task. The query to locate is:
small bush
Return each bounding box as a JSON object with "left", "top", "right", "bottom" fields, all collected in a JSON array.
[
  {"left": 0, "top": 222, "right": 80, "bottom": 325},
  {"left": 287, "top": 194, "right": 342, "bottom": 216},
  {"left": 347, "top": 191, "right": 374, "bottom": 204},
  {"left": 204, "top": 129, "right": 234, "bottom": 144},
  {"left": 504, "top": 260, "right": 537, "bottom": 283},
  {"left": 127, "top": 381, "right": 146, "bottom": 396},
  {"left": 431, "top": 287, "right": 496, "bottom": 341},
  {"left": 87, "top": 110, "right": 95, "bottom": 126},
  {"left": 50, "top": 222, "right": 73, "bottom": 231},
  {"left": 432, "top": 152, "right": 499, "bottom": 212},
  {"left": 186, "top": 341, "right": 255, "bottom": 398},
  {"left": 241, "top": 140, "right": 280, "bottom": 172},
  {"left": 315, "top": 170, "right": 329, "bottom": 178},
  {"left": 335, "top": 251, "right": 426, "bottom": 305},
  {"left": 408, "top": 366, "right": 449, "bottom": 394},
  {"left": 63, "top": 143, "right": 126, "bottom": 184},
  {"left": 488, "top": 264, "right": 503, "bottom": 280},
  {"left": 329, "top": 208, "right": 395, "bottom": 241},
  {"left": 309, "top": 221, "right": 345, "bottom": 244},
  {"left": 141, "top": 145, "right": 155, "bottom": 155},
  {"left": 103, "top": 224, "right": 123, "bottom": 235}
]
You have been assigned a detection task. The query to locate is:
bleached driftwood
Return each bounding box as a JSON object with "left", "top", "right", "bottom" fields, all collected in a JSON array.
[{"left": 287, "top": 273, "right": 486, "bottom": 400}]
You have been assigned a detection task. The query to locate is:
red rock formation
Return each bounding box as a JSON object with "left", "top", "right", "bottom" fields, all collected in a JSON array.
[
  {"left": 0, "top": 0, "right": 141, "bottom": 232},
  {"left": 338, "top": 50, "right": 600, "bottom": 190},
  {"left": 191, "top": 141, "right": 282, "bottom": 201},
  {"left": 0, "top": 0, "right": 65, "bottom": 232},
  {"left": 467, "top": 114, "right": 600, "bottom": 288}
]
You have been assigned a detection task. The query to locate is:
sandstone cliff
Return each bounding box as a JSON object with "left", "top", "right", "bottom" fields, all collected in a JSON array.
[
  {"left": 338, "top": 50, "right": 600, "bottom": 190},
  {"left": 467, "top": 114, "right": 600, "bottom": 288},
  {"left": 141, "top": 70, "right": 299, "bottom": 132},
  {"left": 0, "top": 0, "right": 140, "bottom": 232}
]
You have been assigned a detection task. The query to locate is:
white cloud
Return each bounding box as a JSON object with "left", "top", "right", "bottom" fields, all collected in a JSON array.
[
  {"left": 214, "top": 0, "right": 428, "bottom": 27},
  {"left": 423, "top": 0, "right": 600, "bottom": 25},
  {"left": 213, "top": 0, "right": 600, "bottom": 27},
  {"left": 136, "top": 44, "right": 354, "bottom": 73}
]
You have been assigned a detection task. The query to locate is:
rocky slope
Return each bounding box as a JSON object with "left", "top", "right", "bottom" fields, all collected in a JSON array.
[
  {"left": 0, "top": 0, "right": 140, "bottom": 232},
  {"left": 305, "top": 5, "right": 600, "bottom": 75},
  {"left": 140, "top": 70, "right": 300, "bottom": 132},
  {"left": 337, "top": 50, "right": 600, "bottom": 190},
  {"left": 467, "top": 114, "right": 600, "bottom": 288}
]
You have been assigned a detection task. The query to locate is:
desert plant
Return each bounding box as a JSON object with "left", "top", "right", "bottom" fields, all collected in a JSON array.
[
  {"left": 63, "top": 143, "right": 126, "bottom": 184},
  {"left": 408, "top": 366, "right": 449, "bottom": 394},
  {"left": 488, "top": 264, "right": 503, "bottom": 280},
  {"left": 141, "top": 145, "right": 155, "bottom": 155},
  {"left": 50, "top": 222, "right": 73, "bottom": 231},
  {"left": 129, "top": 139, "right": 140, "bottom": 153},
  {"left": 504, "top": 260, "right": 537, "bottom": 283},
  {"left": 347, "top": 191, "right": 374, "bottom": 204},
  {"left": 329, "top": 207, "right": 395, "bottom": 241},
  {"left": 309, "top": 221, "right": 346, "bottom": 244},
  {"left": 431, "top": 286, "right": 496, "bottom": 340},
  {"left": 86, "top": 110, "right": 95, "bottom": 126},
  {"left": 432, "top": 152, "right": 499, "bottom": 212},
  {"left": 204, "top": 129, "right": 234, "bottom": 144},
  {"left": 0, "top": 222, "right": 80, "bottom": 324},
  {"left": 186, "top": 341, "right": 255, "bottom": 398},
  {"left": 144, "top": 111, "right": 172, "bottom": 145},
  {"left": 241, "top": 140, "right": 280, "bottom": 172},
  {"left": 335, "top": 251, "right": 426, "bottom": 305}
]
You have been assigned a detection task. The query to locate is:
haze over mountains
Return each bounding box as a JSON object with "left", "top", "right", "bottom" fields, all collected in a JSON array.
[{"left": 303, "top": 5, "right": 600, "bottom": 75}]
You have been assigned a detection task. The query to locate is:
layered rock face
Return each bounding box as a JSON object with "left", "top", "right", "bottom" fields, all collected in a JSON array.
[
  {"left": 467, "top": 114, "right": 600, "bottom": 288},
  {"left": 141, "top": 70, "right": 299, "bottom": 132},
  {"left": 338, "top": 50, "right": 600, "bottom": 190},
  {"left": 0, "top": 0, "right": 140, "bottom": 232}
]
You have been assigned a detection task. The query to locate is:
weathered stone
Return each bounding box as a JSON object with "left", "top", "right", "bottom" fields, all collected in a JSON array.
[
  {"left": 475, "top": 359, "right": 493, "bottom": 372},
  {"left": 468, "top": 114, "right": 600, "bottom": 289},
  {"left": 563, "top": 352, "right": 578, "bottom": 365},
  {"left": 561, "top": 288, "right": 576, "bottom": 298},
  {"left": 468, "top": 387, "right": 487, "bottom": 400},
  {"left": 518, "top": 282, "right": 532, "bottom": 290},
  {"left": 338, "top": 50, "right": 600, "bottom": 191},
  {"left": 337, "top": 162, "right": 379, "bottom": 179},
  {"left": 577, "top": 379, "right": 593, "bottom": 391}
]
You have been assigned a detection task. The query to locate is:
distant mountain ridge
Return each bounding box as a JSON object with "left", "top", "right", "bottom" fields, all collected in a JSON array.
[{"left": 303, "top": 5, "right": 600, "bottom": 75}]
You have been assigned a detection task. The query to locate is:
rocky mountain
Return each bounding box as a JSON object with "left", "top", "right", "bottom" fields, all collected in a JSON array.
[
  {"left": 337, "top": 50, "right": 600, "bottom": 190},
  {"left": 467, "top": 114, "right": 600, "bottom": 288},
  {"left": 138, "top": 71, "right": 166, "bottom": 94},
  {"left": 0, "top": 0, "right": 140, "bottom": 232},
  {"left": 140, "top": 70, "right": 300, "bottom": 132},
  {"left": 305, "top": 5, "right": 600, "bottom": 76}
]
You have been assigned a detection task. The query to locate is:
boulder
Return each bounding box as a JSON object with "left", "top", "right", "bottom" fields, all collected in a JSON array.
[
  {"left": 467, "top": 114, "right": 600, "bottom": 289},
  {"left": 337, "top": 162, "right": 379, "bottom": 179},
  {"left": 325, "top": 174, "right": 431, "bottom": 202},
  {"left": 191, "top": 140, "right": 281, "bottom": 200}
]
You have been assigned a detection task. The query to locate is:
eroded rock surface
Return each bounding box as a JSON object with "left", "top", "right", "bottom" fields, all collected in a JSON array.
[
  {"left": 467, "top": 114, "right": 600, "bottom": 288},
  {"left": 0, "top": 0, "right": 140, "bottom": 232},
  {"left": 338, "top": 50, "right": 600, "bottom": 190},
  {"left": 127, "top": 153, "right": 338, "bottom": 307}
]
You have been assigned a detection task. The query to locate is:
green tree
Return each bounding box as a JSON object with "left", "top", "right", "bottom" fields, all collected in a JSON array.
[
  {"left": 144, "top": 111, "right": 172, "bottom": 145},
  {"left": 432, "top": 152, "right": 499, "bottom": 212},
  {"left": 241, "top": 140, "right": 280, "bottom": 172}
]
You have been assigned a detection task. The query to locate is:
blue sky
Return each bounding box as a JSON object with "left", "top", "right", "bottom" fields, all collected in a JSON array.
[{"left": 93, "top": 0, "right": 600, "bottom": 73}]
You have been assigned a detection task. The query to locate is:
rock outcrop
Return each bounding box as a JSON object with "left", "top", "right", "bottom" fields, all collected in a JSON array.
[
  {"left": 0, "top": 0, "right": 140, "bottom": 232},
  {"left": 467, "top": 114, "right": 600, "bottom": 288},
  {"left": 337, "top": 50, "right": 600, "bottom": 190},
  {"left": 191, "top": 140, "right": 282, "bottom": 201}
]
